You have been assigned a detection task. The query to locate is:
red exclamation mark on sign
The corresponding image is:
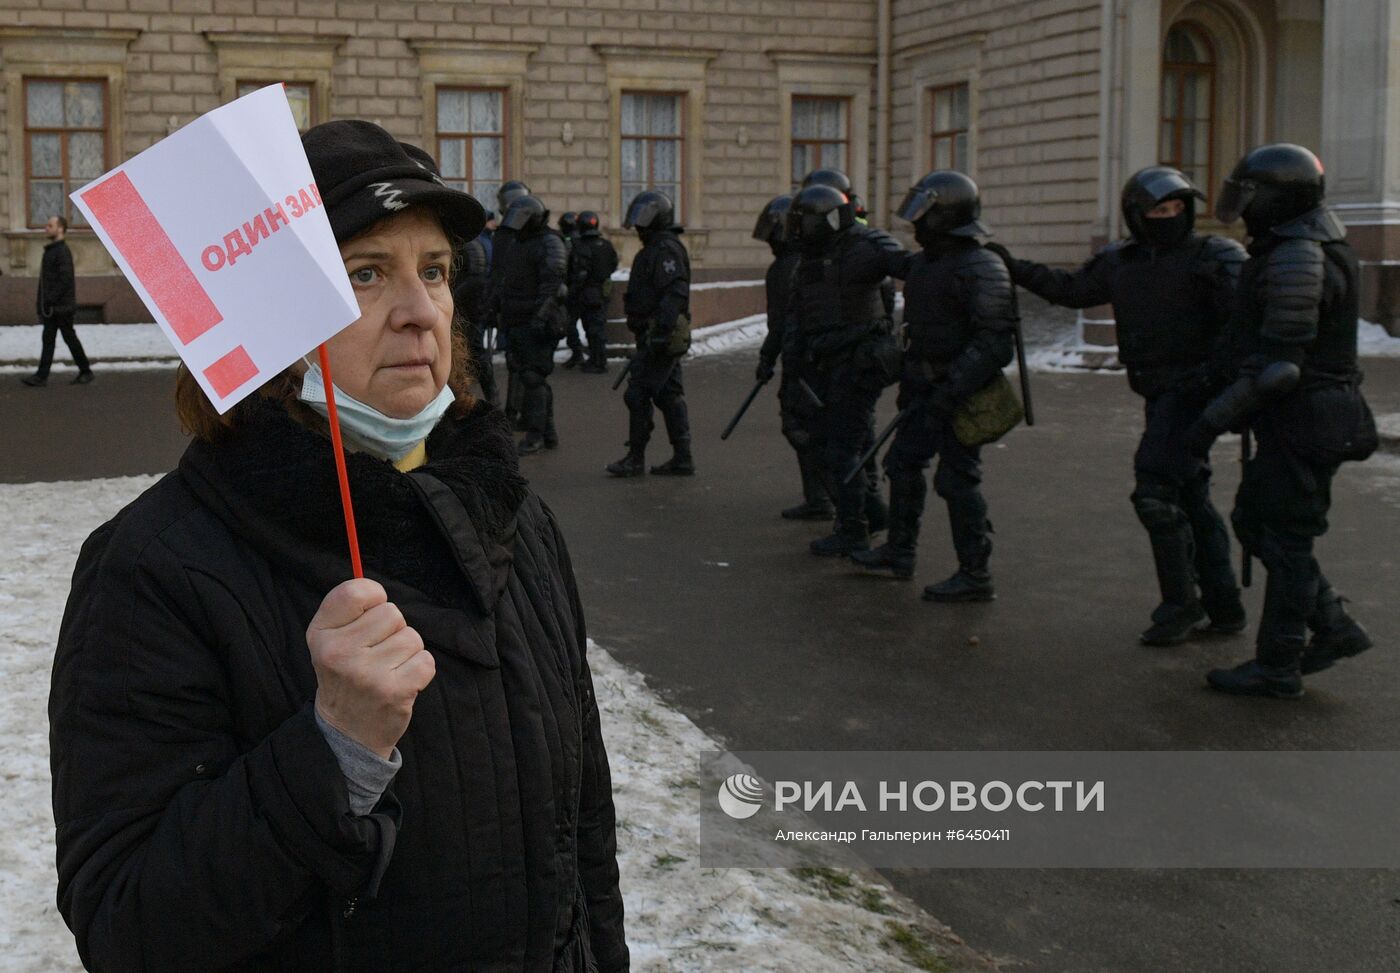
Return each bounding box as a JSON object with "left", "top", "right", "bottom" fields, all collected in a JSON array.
[{"left": 81, "top": 172, "right": 256, "bottom": 398}]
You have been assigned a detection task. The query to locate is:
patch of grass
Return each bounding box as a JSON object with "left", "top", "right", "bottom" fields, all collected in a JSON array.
[
  {"left": 652, "top": 853, "right": 687, "bottom": 869},
  {"left": 794, "top": 865, "right": 855, "bottom": 896},
  {"left": 858, "top": 886, "right": 894, "bottom": 915},
  {"left": 882, "top": 921, "right": 952, "bottom": 972}
]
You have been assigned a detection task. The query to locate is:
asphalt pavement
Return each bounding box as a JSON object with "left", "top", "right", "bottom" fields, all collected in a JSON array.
[{"left": 5, "top": 352, "right": 1400, "bottom": 972}]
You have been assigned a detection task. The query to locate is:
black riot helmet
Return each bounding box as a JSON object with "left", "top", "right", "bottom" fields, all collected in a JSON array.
[
  {"left": 896, "top": 170, "right": 987, "bottom": 237},
  {"left": 1216, "top": 144, "right": 1326, "bottom": 236},
  {"left": 497, "top": 180, "right": 532, "bottom": 212},
  {"left": 802, "top": 168, "right": 853, "bottom": 195},
  {"left": 577, "top": 210, "right": 602, "bottom": 236},
  {"left": 623, "top": 190, "right": 675, "bottom": 232},
  {"left": 788, "top": 184, "right": 856, "bottom": 251},
  {"left": 1121, "top": 166, "right": 1204, "bottom": 247},
  {"left": 752, "top": 194, "right": 794, "bottom": 247},
  {"left": 558, "top": 211, "right": 578, "bottom": 235},
  {"left": 501, "top": 194, "right": 549, "bottom": 234}
]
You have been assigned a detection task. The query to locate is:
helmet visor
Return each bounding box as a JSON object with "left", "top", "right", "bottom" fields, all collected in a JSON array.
[
  {"left": 623, "top": 197, "right": 661, "bottom": 230},
  {"left": 1139, "top": 170, "right": 1206, "bottom": 206},
  {"left": 896, "top": 187, "right": 936, "bottom": 224},
  {"left": 501, "top": 204, "right": 536, "bottom": 232},
  {"left": 1215, "top": 178, "right": 1255, "bottom": 225}
]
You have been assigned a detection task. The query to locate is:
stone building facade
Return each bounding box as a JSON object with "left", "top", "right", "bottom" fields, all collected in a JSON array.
[{"left": 0, "top": 0, "right": 1396, "bottom": 334}]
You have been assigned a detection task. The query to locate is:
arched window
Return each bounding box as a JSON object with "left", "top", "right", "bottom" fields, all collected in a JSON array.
[{"left": 1160, "top": 23, "right": 1216, "bottom": 202}]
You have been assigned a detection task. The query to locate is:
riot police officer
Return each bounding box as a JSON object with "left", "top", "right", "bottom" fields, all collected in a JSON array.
[
  {"left": 608, "top": 191, "right": 695, "bottom": 477},
  {"left": 571, "top": 211, "right": 619, "bottom": 373},
  {"left": 1188, "top": 144, "right": 1375, "bottom": 698},
  {"left": 558, "top": 211, "right": 586, "bottom": 368},
  {"left": 851, "top": 172, "right": 1013, "bottom": 600},
  {"left": 489, "top": 181, "right": 533, "bottom": 426},
  {"left": 491, "top": 194, "right": 568, "bottom": 455},
  {"left": 787, "top": 184, "right": 906, "bottom": 555},
  {"left": 452, "top": 233, "right": 496, "bottom": 406},
  {"left": 754, "top": 194, "right": 832, "bottom": 519},
  {"left": 988, "top": 166, "right": 1248, "bottom": 641}
]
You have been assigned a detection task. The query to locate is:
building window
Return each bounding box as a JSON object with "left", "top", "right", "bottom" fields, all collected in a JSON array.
[
  {"left": 237, "top": 80, "right": 314, "bottom": 132},
  {"left": 436, "top": 87, "right": 507, "bottom": 207},
  {"left": 790, "top": 96, "right": 850, "bottom": 188},
  {"left": 929, "top": 83, "right": 970, "bottom": 172},
  {"left": 1160, "top": 24, "right": 1215, "bottom": 202},
  {"left": 24, "top": 78, "right": 107, "bottom": 228},
  {"left": 621, "top": 91, "right": 683, "bottom": 220}
]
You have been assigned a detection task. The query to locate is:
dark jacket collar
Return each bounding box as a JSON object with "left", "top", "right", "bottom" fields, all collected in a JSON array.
[{"left": 178, "top": 396, "right": 529, "bottom": 614}]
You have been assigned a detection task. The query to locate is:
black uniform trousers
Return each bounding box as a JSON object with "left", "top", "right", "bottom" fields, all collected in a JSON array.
[
  {"left": 505, "top": 320, "right": 557, "bottom": 442},
  {"left": 883, "top": 381, "right": 990, "bottom": 568},
  {"left": 799, "top": 355, "right": 879, "bottom": 535},
  {"left": 37, "top": 312, "right": 91, "bottom": 378},
  {"left": 624, "top": 352, "right": 689, "bottom": 452},
  {"left": 580, "top": 304, "right": 608, "bottom": 365},
  {"left": 1231, "top": 418, "right": 1336, "bottom": 661},
  {"left": 1132, "top": 390, "right": 1237, "bottom": 605}
]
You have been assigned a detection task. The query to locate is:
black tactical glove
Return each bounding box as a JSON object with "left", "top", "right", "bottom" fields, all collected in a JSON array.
[{"left": 756, "top": 356, "right": 776, "bottom": 383}]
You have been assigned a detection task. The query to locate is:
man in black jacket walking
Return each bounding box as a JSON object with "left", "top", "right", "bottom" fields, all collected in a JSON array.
[
  {"left": 988, "top": 166, "right": 1247, "bottom": 642},
  {"left": 23, "top": 215, "right": 93, "bottom": 387}
]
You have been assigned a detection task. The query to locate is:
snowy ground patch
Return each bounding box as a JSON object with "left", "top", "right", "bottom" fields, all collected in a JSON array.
[
  {"left": 0, "top": 477, "right": 993, "bottom": 973},
  {"left": 0, "top": 323, "right": 173, "bottom": 374}
]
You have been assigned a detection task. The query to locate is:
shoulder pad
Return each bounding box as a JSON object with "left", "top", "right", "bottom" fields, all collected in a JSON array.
[
  {"left": 541, "top": 232, "right": 567, "bottom": 257},
  {"left": 1272, "top": 206, "right": 1347, "bottom": 243},
  {"left": 1259, "top": 238, "right": 1325, "bottom": 345},
  {"left": 1195, "top": 234, "right": 1246, "bottom": 274},
  {"left": 954, "top": 246, "right": 1014, "bottom": 284}
]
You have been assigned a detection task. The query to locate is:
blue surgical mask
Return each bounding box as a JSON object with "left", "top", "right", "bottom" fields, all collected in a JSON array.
[{"left": 298, "top": 357, "right": 454, "bottom": 463}]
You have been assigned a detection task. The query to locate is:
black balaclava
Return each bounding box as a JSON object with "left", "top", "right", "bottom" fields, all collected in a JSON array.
[{"left": 1136, "top": 210, "right": 1193, "bottom": 249}]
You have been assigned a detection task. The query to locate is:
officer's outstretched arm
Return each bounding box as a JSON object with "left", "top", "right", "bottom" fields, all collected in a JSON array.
[{"left": 988, "top": 242, "right": 1112, "bottom": 310}]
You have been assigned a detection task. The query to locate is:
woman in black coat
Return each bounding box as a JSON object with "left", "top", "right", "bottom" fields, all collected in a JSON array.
[{"left": 48, "top": 120, "right": 628, "bottom": 972}]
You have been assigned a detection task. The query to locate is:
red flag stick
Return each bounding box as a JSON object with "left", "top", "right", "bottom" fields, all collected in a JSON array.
[{"left": 316, "top": 343, "right": 364, "bottom": 578}]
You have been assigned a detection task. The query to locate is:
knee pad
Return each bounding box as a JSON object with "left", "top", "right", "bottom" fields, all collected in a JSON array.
[
  {"left": 1131, "top": 483, "right": 1186, "bottom": 531},
  {"left": 520, "top": 369, "right": 545, "bottom": 391},
  {"left": 1254, "top": 527, "right": 1312, "bottom": 573}
]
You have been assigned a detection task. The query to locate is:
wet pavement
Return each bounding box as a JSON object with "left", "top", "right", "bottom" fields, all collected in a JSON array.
[{"left": 5, "top": 351, "right": 1400, "bottom": 972}]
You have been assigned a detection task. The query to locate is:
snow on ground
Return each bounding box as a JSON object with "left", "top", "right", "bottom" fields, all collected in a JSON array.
[
  {"left": 1359, "top": 320, "right": 1400, "bottom": 357},
  {"left": 0, "top": 324, "right": 174, "bottom": 374},
  {"left": 0, "top": 477, "right": 989, "bottom": 973}
]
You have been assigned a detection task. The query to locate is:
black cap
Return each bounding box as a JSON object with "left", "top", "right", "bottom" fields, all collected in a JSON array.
[{"left": 302, "top": 120, "right": 485, "bottom": 244}]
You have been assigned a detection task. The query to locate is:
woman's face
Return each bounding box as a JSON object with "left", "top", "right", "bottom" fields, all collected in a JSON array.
[{"left": 324, "top": 207, "right": 454, "bottom": 419}]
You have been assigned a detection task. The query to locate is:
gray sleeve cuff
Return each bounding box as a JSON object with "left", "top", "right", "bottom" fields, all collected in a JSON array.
[{"left": 314, "top": 709, "right": 402, "bottom": 816}]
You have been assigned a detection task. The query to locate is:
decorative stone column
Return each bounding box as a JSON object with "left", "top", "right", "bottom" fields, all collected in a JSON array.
[{"left": 1321, "top": 0, "right": 1400, "bottom": 333}]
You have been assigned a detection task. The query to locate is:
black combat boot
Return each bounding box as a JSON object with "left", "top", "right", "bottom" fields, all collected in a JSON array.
[
  {"left": 1207, "top": 641, "right": 1304, "bottom": 699},
  {"left": 517, "top": 433, "right": 545, "bottom": 456},
  {"left": 851, "top": 470, "right": 923, "bottom": 578},
  {"left": 812, "top": 463, "right": 870, "bottom": 556},
  {"left": 1139, "top": 529, "right": 1206, "bottom": 646},
  {"left": 1300, "top": 580, "right": 1372, "bottom": 674},
  {"left": 925, "top": 494, "right": 995, "bottom": 601},
  {"left": 651, "top": 442, "right": 695, "bottom": 476},
  {"left": 581, "top": 359, "right": 608, "bottom": 374},
  {"left": 606, "top": 449, "right": 646, "bottom": 477},
  {"left": 781, "top": 453, "right": 835, "bottom": 520},
  {"left": 923, "top": 568, "right": 995, "bottom": 602},
  {"left": 864, "top": 489, "right": 889, "bottom": 534},
  {"left": 563, "top": 347, "right": 584, "bottom": 369},
  {"left": 1201, "top": 587, "right": 1247, "bottom": 635}
]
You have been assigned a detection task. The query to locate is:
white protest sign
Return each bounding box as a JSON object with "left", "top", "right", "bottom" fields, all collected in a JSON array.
[{"left": 70, "top": 84, "right": 358, "bottom": 413}]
